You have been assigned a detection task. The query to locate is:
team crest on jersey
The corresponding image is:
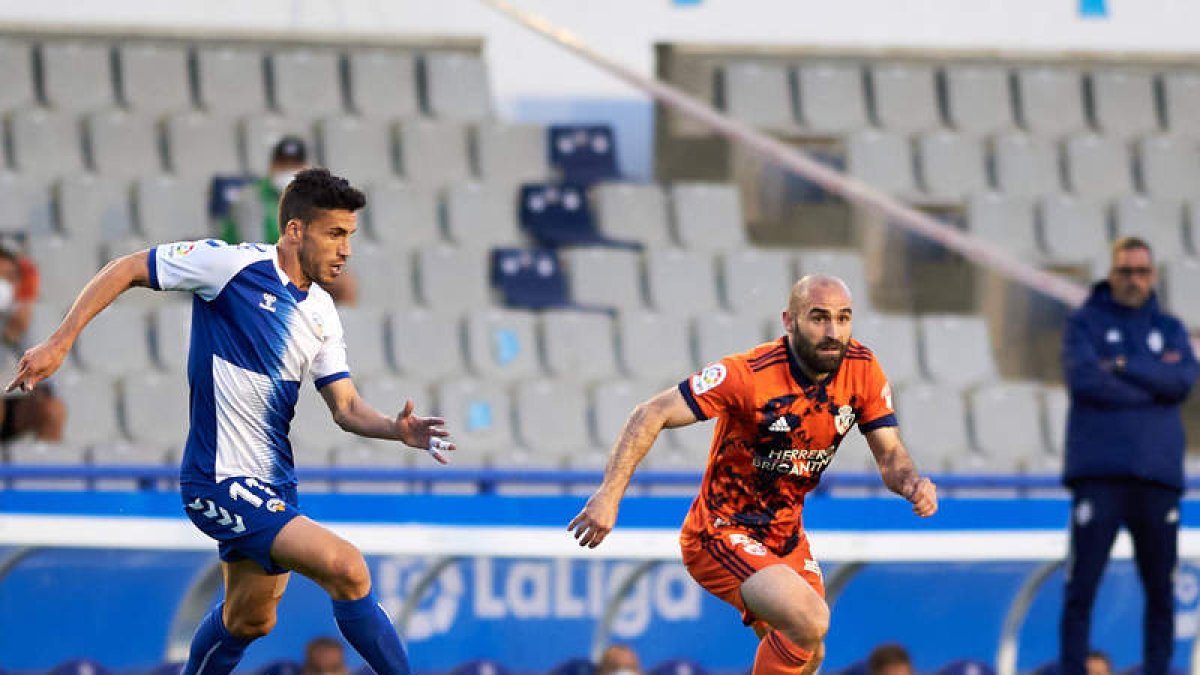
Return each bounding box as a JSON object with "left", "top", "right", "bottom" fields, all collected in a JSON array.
[
  {"left": 168, "top": 242, "right": 196, "bottom": 258},
  {"left": 265, "top": 498, "right": 286, "bottom": 513},
  {"left": 729, "top": 533, "right": 767, "bottom": 557},
  {"left": 834, "top": 405, "right": 856, "bottom": 435},
  {"left": 691, "top": 363, "right": 727, "bottom": 396},
  {"left": 1148, "top": 329, "right": 1164, "bottom": 354},
  {"left": 311, "top": 313, "right": 324, "bottom": 339}
]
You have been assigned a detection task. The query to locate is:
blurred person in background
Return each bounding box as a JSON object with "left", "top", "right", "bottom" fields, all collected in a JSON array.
[
  {"left": 1085, "top": 651, "right": 1112, "bottom": 675},
  {"left": 596, "top": 644, "right": 641, "bottom": 675},
  {"left": 0, "top": 239, "right": 63, "bottom": 442},
  {"left": 1060, "top": 237, "right": 1198, "bottom": 675},
  {"left": 866, "top": 644, "right": 913, "bottom": 675},
  {"left": 220, "top": 136, "right": 357, "bottom": 306},
  {"left": 303, "top": 636, "right": 348, "bottom": 675}
]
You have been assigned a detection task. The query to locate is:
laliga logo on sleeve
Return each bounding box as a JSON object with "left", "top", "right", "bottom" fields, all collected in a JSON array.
[
  {"left": 691, "top": 363, "right": 727, "bottom": 395},
  {"left": 881, "top": 382, "right": 893, "bottom": 410}
]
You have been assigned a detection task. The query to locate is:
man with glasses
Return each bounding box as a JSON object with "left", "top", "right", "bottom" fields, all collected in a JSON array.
[{"left": 1060, "top": 237, "right": 1198, "bottom": 675}]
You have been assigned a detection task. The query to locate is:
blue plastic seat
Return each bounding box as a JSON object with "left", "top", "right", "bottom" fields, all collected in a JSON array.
[
  {"left": 549, "top": 124, "right": 619, "bottom": 184},
  {"left": 519, "top": 182, "right": 639, "bottom": 249},
  {"left": 208, "top": 174, "right": 254, "bottom": 221},
  {"left": 490, "top": 247, "right": 570, "bottom": 309}
]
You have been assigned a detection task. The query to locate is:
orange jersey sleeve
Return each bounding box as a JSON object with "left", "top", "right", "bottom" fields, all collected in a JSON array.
[
  {"left": 678, "top": 356, "right": 753, "bottom": 421},
  {"left": 850, "top": 343, "right": 897, "bottom": 432}
]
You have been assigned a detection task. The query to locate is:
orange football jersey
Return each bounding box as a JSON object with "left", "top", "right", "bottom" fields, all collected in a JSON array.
[{"left": 677, "top": 336, "right": 896, "bottom": 555}]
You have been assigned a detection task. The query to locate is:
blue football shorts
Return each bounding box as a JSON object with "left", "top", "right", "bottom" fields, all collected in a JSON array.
[{"left": 181, "top": 477, "right": 302, "bottom": 575}]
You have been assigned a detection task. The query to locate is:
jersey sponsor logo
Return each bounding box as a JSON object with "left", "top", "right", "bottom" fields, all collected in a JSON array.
[
  {"left": 834, "top": 404, "right": 856, "bottom": 435},
  {"left": 729, "top": 533, "right": 768, "bottom": 557},
  {"left": 259, "top": 292, "right": 278, "bottom": 313},
  {"left": 753, "top": 445, "right": 836, "bottom": 477},
  {"left": 768, "top": 417, "right": 791, "bottom": 433},
  {"left": 1106, "top": 328, "right": 1121, "bottom": 344},
  {"left": 691, "top": 363, "right": 727, "bottom": 396}
]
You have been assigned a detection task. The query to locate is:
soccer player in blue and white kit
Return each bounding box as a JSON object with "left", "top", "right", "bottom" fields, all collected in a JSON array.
[{"left": 6, "top": 168, "right": 451, "bottom": 675}]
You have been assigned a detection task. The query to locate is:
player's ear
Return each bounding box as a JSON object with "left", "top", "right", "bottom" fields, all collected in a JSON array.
[
  {"left": 283, "top": 218, "right": 304, "bottom": 240},
  {"left": 780, "top": 310, "right": 792, "bottom": 332}
]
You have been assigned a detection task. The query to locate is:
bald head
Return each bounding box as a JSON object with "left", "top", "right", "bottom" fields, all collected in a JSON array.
[
  {"left": 783, "top": 274, "right": 854, "bottom": 379},
  {"left": 787, "top": 275, "right": 853, "bottom": 317}
]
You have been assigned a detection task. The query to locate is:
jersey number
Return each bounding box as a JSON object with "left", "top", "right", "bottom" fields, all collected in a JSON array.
[{"left": 228, "top": 478, "right": 275, "bottom": 508}]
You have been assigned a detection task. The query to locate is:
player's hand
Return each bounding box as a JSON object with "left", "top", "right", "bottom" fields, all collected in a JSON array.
[
  {"left": 393, "top": 399, "right": 455, "bottom": 464},
  {"left": 907, "top": 477, "right": 938, "bottom": 517},
  {"left": 567, "top": 490, "right": 621, "bottom": 548},
  {"left": 5, "top": 339, "right": 68, "bottom": 394}
]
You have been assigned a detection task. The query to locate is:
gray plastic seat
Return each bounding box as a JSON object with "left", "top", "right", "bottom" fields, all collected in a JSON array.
[
  {"left": 27, "top": 240, "right": 96, "bottom": 307},
  {"left": 1037, "top": 194, "right": 1110, "bottom": 265},
  {"left": 56, "top": 174, "right": 135, "bottom": 247},
  {"left": 122, "top": 370, "right": 189, "bottom": 448},
  {"left": 917, "top": 314, "right": 998, "bottom": 388},
  {"left": 151, "top": 302, "right": 192, "bottom": 371},
  {"left": 795, "top": 60, "right": 867, "bottom": 134},
  {"left": 719, "top": 61, "right": 797, "bottom": 133},
  {"left": 1088, "top": 68, "right": 1159, "bottom": 141},
  {"left": 338, "top": 306, "right": 391, "bottom": 376},
  {"left": 693, "top": 312, "right": 766, "bottom": 366},
  {"left": 396, "top": 120, "right": 471, "bottom": 189},
  {"left": 968, "top": 381, "right": 1048, "bottom": 469},
  {"left": 852, "top": 313, "right": 921, "bottom": 386},
  {"left": 464, "top": 308, "right": 540, "bottom": 382},
  {"left": 1161, "top": 70, "right": 1200, "bottom": 139},
  {"left": 590, "top": 380, "right": 649, "bottom": 449},
  {"left": 846, "top": 129, "right": 916, "bottom": 196},
  {"left": 85, "top": 109, "right": 161, "bottom": 179},
  {"left": 592, "top": 183, "right": 671, "bottom": 247},
  {"left": 0, "top": 172, "right": 54, "bottom": 236},
  {"left": 362, "top": 181, "right": 440, "bottom": 254},
  {"left": 893, "top": 382, "right": 970, "bottom": 471},
  {"left": 795, "top": 249, "right": 874, "bottom": 315},
  {"left": 562, "top": 247, "right": 643, "bottom": 311},
  {"left": 513, "top": 379, "right": 593, "bottom": 467},
  {"left": 645, "top": 248, "right": 720, "bottom": 318},
  {"left": 39, "top": 40, "right": 113, "bottom": 112},
  {"left": 330, "top": 442, "right": 413, "bottom": 493},
  {"left": 868, "top": 62, "right": 940, "bottom": 133},
  {"left": 346, "top": 48, "right": 419, "bottom": 119},
  {"left": 1111, "top": 196, "right": 1185, "bottom": 261},
  {"left": 414, "top": 245, "right": 489, "bottom": 311},
  {"left": 74, "top": 303, "right": 152, "bottom": 375},
  {"left": 118, "top": 43, "right": 191, "bottom": 116},
  {"left": 389, "top": 308, "right": 465, "bottom": 380},
  {"left": 1136, "top": 135, "right": 1200, "bottom": 200},
  {"left": 240, "top": 115, "right": 314, "bottom": 176},
  {"left": 617, "top": 310, "right": 692, "bottom": 384},
  {"left": 443, "top": 182, "right": 523, "bottom": 249},
  {"left": 316, "top": 116, "right": 395, "bottom": 185},
  {"left": 1063, "top": 132, "right": 1133, "bottom": 199},
  {"left": 670, "top": 182, "right": 747, "bottom": 251},
  {"left": 943, "top": 63, "right": 1014, "bottom": 135},
  {"left": 357, "top": 376, "right": 429, "bottom": 416},
  {"left": 966, "top": 191, "right": 1040, "bottom": 259},
  {"left": 435, "top": 378, "right": 512, "bottom": 458},
  {"left": 991, "top": 132, "right": 1061, "bottom": 198},
  {"left": 916, "top": 130, "right": 987, "bottom": 201},
  {"left": 164, "top": 112, "right": 242, "bottom": 177},
  {"left": 9, "top": 108, "right": 85, "bottom": 178},
  {"left": 472, "top": 122, "right": 549, "bottom": 188},
  {"left": 0, "top": 39, "right": 34, "bottom": 113},
  {"left": 1015, "top": 65, "right": 1086, "bottom": 137},
  {"left": 1043, "top": 385, "right": 1068, "bottom": 457},
  {"left": 1162, "top": 258, "right": 1200, "bottom": 328},
  {"left": 8, "top": 440, "right": 89, "bottom": 490},
  {"left": 422, "top": 52, "right": 493, "bottom": 121},
  {"left": 290, "top": 383, "right": 344, "bottom": 456},
  {"left": 350, "top": 244, "right": 414, "bottom": 309},
  {"left": 58, "top": 371, "right": 122, "bottom": 447},
  {"left": 135, "top": 175, "right": 210, "bottom": 243},
  {"left": 270, "top": 48, "right": 344, "bottom": 120},
  {"left": 719, "top": 248, "right": 792, "bottom": 330},
  {"left": 196, "top": 47, "right": 267, "bottom": 116},
  {"left": 539, "top": 309, "right": 617, "bottom": 383}
]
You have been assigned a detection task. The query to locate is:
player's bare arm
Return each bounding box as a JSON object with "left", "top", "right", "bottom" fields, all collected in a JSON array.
[
  {"left": 568, "top": 386, "right": 698, "bottom": 548},
  {"left": 318, "top": 377, "right": 455, "bottom": 464},
  {"left": 865, "top": 426, "right": 938, "bottom": 517},
  {"left": 6, "top": 250, "right": 151, "bottom": 393}
]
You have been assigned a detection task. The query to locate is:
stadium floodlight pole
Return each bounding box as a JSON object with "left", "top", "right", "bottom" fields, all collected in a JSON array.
[{"left": 479, "top": 0, "right": 1089, "bottom": 309}]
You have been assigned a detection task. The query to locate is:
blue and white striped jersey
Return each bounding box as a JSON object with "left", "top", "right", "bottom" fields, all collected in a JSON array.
[{"left": 148, "top": 239, "right": 349, "bottom": 486}]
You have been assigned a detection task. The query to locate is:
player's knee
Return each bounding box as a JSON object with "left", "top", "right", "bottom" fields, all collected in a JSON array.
[
  {"left": 225, "top": 611, "right": 276, "bottom": 640},
  {"left": 780, "top": 602, "right": 829, "bottom": 646},
  {"left": 325, "top": 547, "right": 371, "bottom": 599}
]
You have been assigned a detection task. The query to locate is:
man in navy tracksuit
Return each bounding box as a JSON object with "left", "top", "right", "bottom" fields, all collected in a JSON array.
[{"left": 1060, "top": 237, "right": 1198, "bottom": 675}]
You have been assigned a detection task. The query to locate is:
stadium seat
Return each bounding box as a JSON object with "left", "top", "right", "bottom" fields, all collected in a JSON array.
[
  {"left": 590, "top": 379, "right": 651, "bottom": 449},
  {"left": 28, "top": 240, "right": 96, "bottom": 307},
  {"left": 644, "top": 248, "right": 721, "bottom": 318},
  {"left": 122, "top": 370, "right": 189, "bottom": 450},
  {"left": 991, "top": 132, "right": 1061, "bottom": 198},
  {"left": 74, "top": 303, "right": 152, "bottom": 375},
  {"left": 135, "top": 175, "right": 210, "bottom": 243},
  {"left": 617, "top": 310, "right": 692, "bottom": 383},
  {"left": 56, "top": 173, "right": 137, "bottom": 247},
  {"left": 39, "top": 40, "right": 114, "bottom": 112},
  {"left": 346, "top": 244, "right": 414, "bottom": 309},
  {"left": 966, "top": 191, "right": 1040, "bottom": 259},
  {"left": 1087, "top": 67, "right": 1159, "bottom": 140},
  {"left": 0, "top": 172, "right": 54, "bottom": 237},
  {"left": 7, "top": 440, "right": 89, "bottom": 490},
  {"left": 548, "top": 125, "right": 619, "bottom": 185},
  {"left": 362, "top": 181, "right": 440, "bottom": 253},
  {"left": 58, "top": 371, "right": 122, "bottom": 448},
  {"left": 346, "top": 48, "right": 420, "bottom": 119},
  {"left": 117, "top": 42, "right": 192, "bottom": 116},
  {"left": 9, "top": 107, "right": 87, "bottom": 178},
  {"left": 853, "top": 313, "right": 922, "bottom": 386},
  {"left": 0, "top": 38, "right": 35, "bottom": 113},
  {"left": 1161, "top": 69, "right": 1200, "bottom": 138},
  {"left": 669, "top": 182, "right": 748, "bottom": 252},
  {"left": 513, "top": 379, "right": 594, "bottom": 467},
  {"left": 967, "top": 381, "right": 1049, "bottom": 471},
  {"left": 867, "top": 61, "right": 940, "bottom": 133},
  {"left": 943, "top": 63, "right": 1014, "bottom": 135},
  {"left": 164, "top": 112, "right": 243, "bottom": 177},
  {"left": 316, "top": 116, "right": 396, "bottom": 186},
  {"left": 917, "top": 314, "right": 998, "bottom": 388},
  {"left": 1037, "top": 193, "right": 1110, "bottom": 266},
  {"left": 435, "top": 378, "right": 513, "bottom": 460},
  {"left": 521, "top": 182, "right": 635, "bottom": 249},
  {"left": 1015, "top": 65, "right": 1087, "bottom": 137},
  {"left": 397, "top": 119, "right": 472, "bottom": 189},
  {"left": 693, "top": 312, "right": 767, "bottom": 365},
  {"left": 151, "top": 301, "right": 193, "bottom": 371},
  {"left": 1063, "top": 132, "right": 1134, "bottom": 199},
  {"left": 472, "top": 121, "right": 551, "bottom": 189},
  {"left": 443, "top": 182, "right": 524, "bottom": 249},
  {"left": 414, "top": 245, "right": 490, "bottom": 311},
  {"left": 331, "top": 439, "right": 415, "bottom": 493},
  {"left": 660, "top": 416, "right": 717, "bottom": 467},
  {"left": 795, "top": 249, "right": 875, "bottom": 316},
  {"left": 718, "top": 60, "right": 798, "bottom": 133},
  {"left": 894, "top": 382, "right": 971, "bottom": 470},
  {"left": 561, "top": 247, "right": 644, "bottom": 311},
  {"left": 338, "top": 306, "right": 391, "bottom": 375},
  {"left": 916, "top": 130, "right": 988, "bottom": 201},
  {"left": 463, "top": 308, "right": 541, "bottom": 381},
  {"left": 389, "top": 308, "right": 466, "bottom": 380},
  {"left": 1111, "top": 195, "right": 1185, "bottom": 260},
  {"left": 1161, "top": 257, "right": 1200, "bottom": 329},
  {"left": 591, "top": 182, "right": 672, "bottom": 247},
  {"left": 196, "top": 46, "right": 268, "bottom": 116},
  {"left": 422, "top": 52, "right": 493, "bottom": 121},
  {"left": 240, "top": 114, "right": 315, "bottom": 176},
  {"left": 269, "top": 48, "right": 344, "bottom": 120},
  {"left": 85, "top": 109, "right": 162, "bottom": 179},
  {"left": 1135, "top": 134, "right": 1200, "bottom": 201},
  {"left": 491, "top": 247, "right": 570, "bottom": 310},
  {"left": 846, "top": 129, "right": 917, "bottom": 196},
  {"left": 290, "top": 384, "right": 343, "bottom": 458},
  {"left": 540, "top": 308, "right": 618, "bottom": 383},
  {"left": 719, "top": 248, "right": 793, "bottom": 324},
  {"left": 795, "top": 59, "right": 868, "bottom": 134}
]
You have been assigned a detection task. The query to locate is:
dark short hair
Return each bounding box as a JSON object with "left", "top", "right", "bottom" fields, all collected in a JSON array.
[
  {"left": 1111, "top": 235, "right": 1152, "bottom": 261},
  {"left": 867, "top": 643, "right": 911, "bottom": 675},
  {"left": 278, "top": 167, "right": 366, "bottom": 227}
]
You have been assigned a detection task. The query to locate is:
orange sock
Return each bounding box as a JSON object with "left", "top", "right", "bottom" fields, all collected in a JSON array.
[{"left": 752, "top": 630, "right": 812, "bottom": 675}]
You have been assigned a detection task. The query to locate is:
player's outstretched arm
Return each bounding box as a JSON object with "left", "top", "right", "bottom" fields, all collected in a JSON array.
[
  {"left": 6, "top": 250, "right": 151, "bottom": 393},
  {"left": 865, "top": 426, "right": 938, "bottom": 517},
  {"left": 318, "top": 377, "right": 455, "bottom": 464},
  {"left": 568, "top": 386, "right": 698, "bottom": 548}
]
